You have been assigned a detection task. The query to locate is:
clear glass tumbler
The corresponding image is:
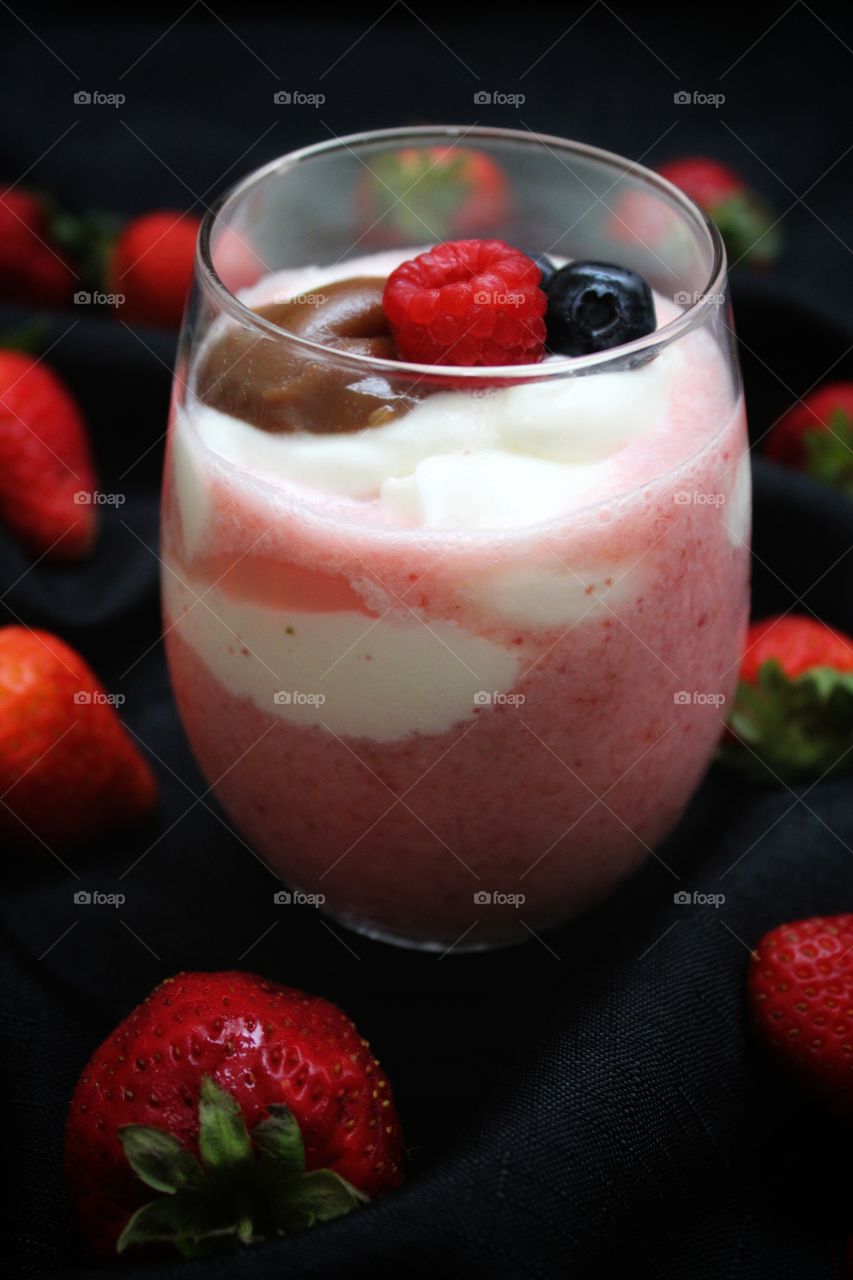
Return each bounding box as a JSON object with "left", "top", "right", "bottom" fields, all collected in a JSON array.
[{"left": 162, "top": 126, "right": 750, "bottom": 950}]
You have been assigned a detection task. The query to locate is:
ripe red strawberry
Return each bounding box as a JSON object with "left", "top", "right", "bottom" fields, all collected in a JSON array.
[
  {"left": 657, "top": 157, "right": 780, "bottom": 268},
  {"left": 65, "top": 971, "right": 404, "bottom": 1257},
  {"left": 383, "top": 239, "right": 546, "bottom": 366},
  {"left": 357, "top": 145, "right": 510, "bottom": 241},
  {"left": 0, "top": 187, "right": 77, "bottom": 307},
  {"left": 106, "top": 211, "right": 201, "bottom": 329},
  {"left": 721, "top": 614, "right": 853, "bottom": 782},
  {"left": 0, "top": 626, "right": 157, "bottom": 848},
  {"left": 748, "top": 914, "right": 853, "bottom": 1115},
  {"left": 764, "top": 382, "right": 853, "bottom": 495},
  {"left": 0, "top": 349, "right": 98, "bottom": 560}
]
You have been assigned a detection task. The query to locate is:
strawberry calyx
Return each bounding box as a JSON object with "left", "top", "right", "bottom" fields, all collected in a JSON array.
[
  {"left": 116, "top": 1076, "right": 367, "bottom": 1258},
  {"left": 720, "top": 657, "right": 853, "bottom": 783},
  {"left": 707, "top": 189, "right": 781, "bottom": 269},
  {"left": 803, "top": 408, "right": 853, "bottom": 494}
]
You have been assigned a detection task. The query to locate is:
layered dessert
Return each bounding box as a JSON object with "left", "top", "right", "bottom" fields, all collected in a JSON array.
[{"left": 162, "top": 235, "right": 750, "bottom": 948}]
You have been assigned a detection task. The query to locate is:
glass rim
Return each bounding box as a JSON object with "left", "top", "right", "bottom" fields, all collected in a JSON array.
[{"left": 196, "top": 124, "right": 728, "bottom": 380}]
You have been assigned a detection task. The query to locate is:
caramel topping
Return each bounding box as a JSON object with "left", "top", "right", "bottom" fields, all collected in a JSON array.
[{"left": 195, "top": 277, "right": 422, "bottom": 434}]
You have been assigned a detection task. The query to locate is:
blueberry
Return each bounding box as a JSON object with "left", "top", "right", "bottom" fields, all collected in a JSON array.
[
  {"left": 526, "top": 251, "right": 558, "bottom": 291},
  {"left": 544, "top": 261, "right": 656, "bottom": 357}
]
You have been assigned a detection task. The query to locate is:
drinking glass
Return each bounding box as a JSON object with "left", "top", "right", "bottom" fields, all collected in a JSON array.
[{"left": 162, "top": 126, "right": 750, "bottom": 950}]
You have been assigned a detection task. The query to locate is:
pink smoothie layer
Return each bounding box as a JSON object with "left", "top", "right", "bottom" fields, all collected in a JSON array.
[{"left": 162, "top": 260, "right": 750, "bottom": 948}]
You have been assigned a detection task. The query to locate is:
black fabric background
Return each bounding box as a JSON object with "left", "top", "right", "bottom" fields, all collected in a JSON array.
[{"left": 1, "top": 6, "right": 853, "bottom": 1278}]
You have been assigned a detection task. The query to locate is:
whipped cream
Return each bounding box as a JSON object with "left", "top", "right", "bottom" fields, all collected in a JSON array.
[{"left": 163, "top": 571, "right": 519, "bottom": 740}]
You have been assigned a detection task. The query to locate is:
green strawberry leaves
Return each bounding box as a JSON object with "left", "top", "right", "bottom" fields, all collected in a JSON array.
[
  {"left": 118, "top": 1125, "right": 203, "bottom": 1195},
  {"left": 116, "top": 1076, "right": 368, "bottom": 1258},
  {"left": 711, "top": 191, "right": 781, "bottom": 269},
  {"left": 805, "top": 409, "right": 853, "bottom": 496},
  {"left": 720, "top": 658, "right": 853, "bottom": 783}
]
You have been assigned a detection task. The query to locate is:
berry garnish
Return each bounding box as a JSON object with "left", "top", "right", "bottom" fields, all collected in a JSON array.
[
  {"left": 544, "top": 261, "right": 656, "bottom": 357},
  {"left": 382, "top": 239, "right": 546, "bottom": 367}
]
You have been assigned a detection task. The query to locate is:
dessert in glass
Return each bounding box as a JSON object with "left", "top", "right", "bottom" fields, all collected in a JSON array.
[{"left": 161, "top": 127, "right": 750, "bottom": 950}]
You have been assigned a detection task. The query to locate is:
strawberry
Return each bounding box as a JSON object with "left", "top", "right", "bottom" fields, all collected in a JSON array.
[
  {"left": 64, "top": 971, "right": 404, "bottom": 1257},
  {"left": 764, "top": 382, "right": 853, "bottom": 495},
  {"left": 0, "top": 186, "right": 77, "bottom": 307},
  {"left": 0, "top": 349, "right": 98, "bottom": 560},
  {"left": 357, "top": 145, "right": 510, "bottom": 242},
  {"left": 0, "top": 626, "right": 157, "bottom": 849},
  {"left": 748, "top": 914, "right": 853, "bottom": 1116},
  {"left": 657, "top": 156, "right": 781, "bottom": 268},
  {"left": 106, "top": 211, "right": 201, "bottom": 329},
  {"left": 721, "top": 615, "right": 853, "bottom": 783}
]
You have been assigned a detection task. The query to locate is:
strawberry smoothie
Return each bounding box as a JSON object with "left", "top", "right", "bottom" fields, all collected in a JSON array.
[{"left": 162, "top": 248, "right": 749, "bottom": 949}]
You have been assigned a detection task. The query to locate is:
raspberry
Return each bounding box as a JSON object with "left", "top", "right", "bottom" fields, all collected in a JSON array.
[{"left": 382, "top": 239, "right": 547, "bottom": 366}]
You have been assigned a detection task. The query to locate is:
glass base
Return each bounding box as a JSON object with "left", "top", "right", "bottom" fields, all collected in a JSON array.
[{"left": 328, "top": 908, "right": 532, "bottom": 954}]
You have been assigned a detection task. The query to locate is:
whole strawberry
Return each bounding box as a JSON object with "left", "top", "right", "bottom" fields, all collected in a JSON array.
[
  {"left": 65, "top": 971, "right": 403, "bottom": 1257},
  {"left": 0, "top": 626, "right": 156, "bottom": 848},
  {"left": 0, "top": 187, "right": 77, "bottom": 307},
  {"left": 0, "top": 349, "right": 98, "bottom": 560},
  {"left": 657, "top": 157, "right": 780, "bottom": 268},
  {"left": 358, "top": 145, "right": 510, "bottom": 241},
  {"left": 748, "top": 914, "right": 853, "bottom": 1116},
  {"left": 107, "top": 211, "right": 201, "bottom": 328},
  {"left": 764, "top": 382, "right": 853, "bottom": 495},
  {"left": 721, "top": 615, "right": 853, "bottom": 783}
]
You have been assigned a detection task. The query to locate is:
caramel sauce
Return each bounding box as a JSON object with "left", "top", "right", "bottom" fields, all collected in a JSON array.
[{"left": 195, "top": 277, "right": 422, "bottom": 434}]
